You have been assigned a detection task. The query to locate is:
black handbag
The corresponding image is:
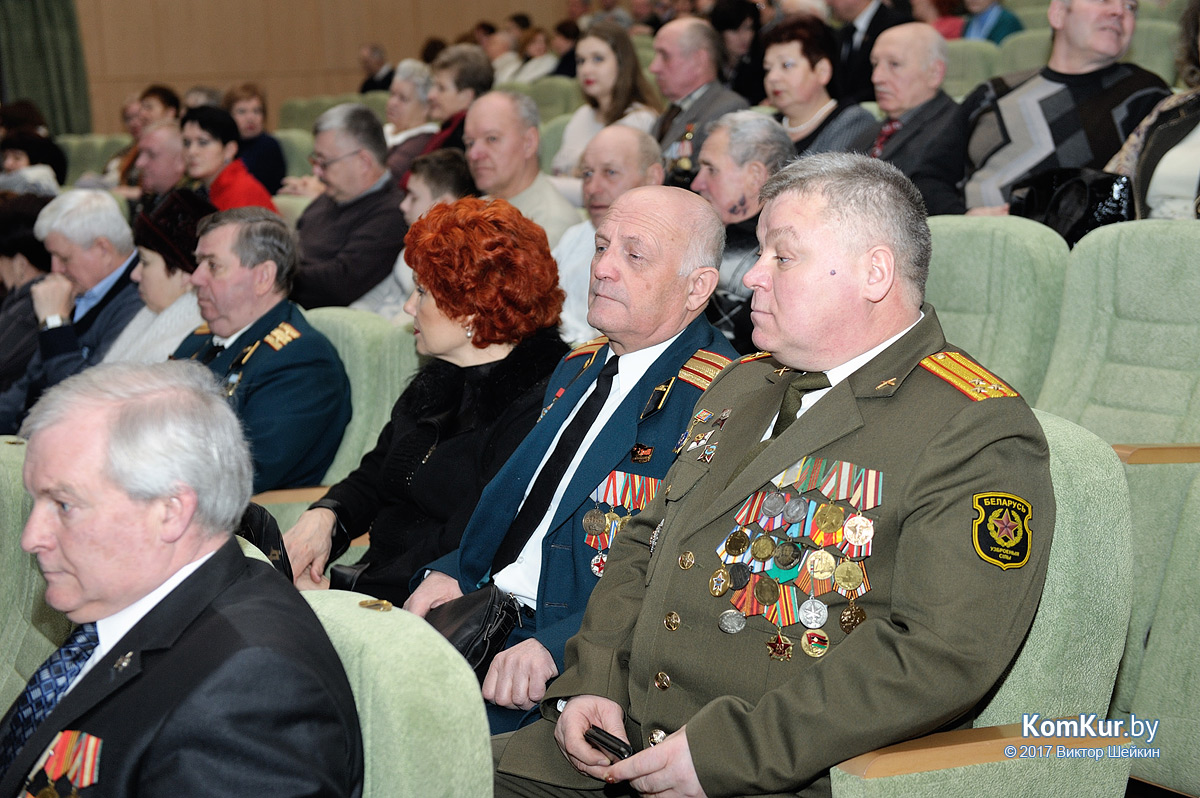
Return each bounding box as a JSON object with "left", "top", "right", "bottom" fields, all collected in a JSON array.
[
  {"left": 1009, "top": 168, "right": 1134, "bottom": 247},
  {"left": 423, "top": 584, "right": 524, "bottom": 682}
]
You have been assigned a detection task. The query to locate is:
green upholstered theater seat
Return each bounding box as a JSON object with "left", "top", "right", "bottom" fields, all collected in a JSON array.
[
  {"left": 997, "top": 28, "right": 1052, "bottom": 74},
  {"left": 302, "top": 590, "right": 491, "bottom": 798},
  {"left": 926, "top": 215, "right": 1069, "bottom": 399},
  {"left": 830, "top": 410, "right": 1134, "bottom": 797},
  {"left": 539, "top": 112, "right": 573, "bottom": 173},
  {"left": 943, "top": 39, "right": 1001, "bottom": 99}
]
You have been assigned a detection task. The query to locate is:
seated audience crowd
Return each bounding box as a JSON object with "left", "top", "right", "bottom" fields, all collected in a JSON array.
[{"left": 1, "top": 0, "right": 1197, "bottom": 791}]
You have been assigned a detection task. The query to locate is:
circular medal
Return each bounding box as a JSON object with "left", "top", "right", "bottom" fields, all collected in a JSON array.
[
  {"left": 750, "top": 534, "right": 777, "bottom": 561},
  {"left": 724, "top": 527, "right": 750, "bottom": 556},
  {"left": 603, "top": 511, "right": 621, "bottom": 531},
  {"left": 664, "top": 612, "right": 681, "bottom": 631},
  {"left": 590, "top": 551, "right": 607, "bottom": 577},
  {"left": 840, "top": 603, "right": 866, "bottom": 634},
  {"left": 728, "top": 562, "right": 751, "bottom": 591},
  {"left": 753, "top": 575, "right": 780, "bottom": 605},
  {"left": 678, "top": 551, "right": 695, "bottom": 570},
  {"left": 582, "top": 508, "right": 607, "bottom": 536},
  {"left": 843, "top": 515, "right": 875, "bottom": 546},
  {"left": 773, "top": 540, "right": 801, "bottom": 569},
  {"left": 676, "top": 156, "right": 692, "bottom": 171},
  {"left": 800, "top": 629, "right": 830, "bottom": 658},
  {"left": 813, "top": 503, "right": 846, "bottom": 535},
  {"left": 718, "top": 608, "right": 747, "bottom": 634},
  {"left": 761, "top": 491, "right": 787, "bottom": 517},
  {"left": 710, "top": 566, "right": 731, "bottom": 597},
  {"left": 782, "top": 497, "right": 808, "bottom": 524},
  {"left": 799, "top": 596, "right": 828, "bottom": 629},
  {"left": 806, "top": 549, "right": 836, "bottom": 580},
  {"left": 834, "top": 560, "right": 864, "bottom": 591}
]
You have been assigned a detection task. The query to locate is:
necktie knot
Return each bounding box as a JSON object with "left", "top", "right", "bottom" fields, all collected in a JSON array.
[
  {"left": 774, "top": 371, "right": 831, "bottom": 439},
  {"left": 870, "top": 119, "right": 903, "bottom": 158}
]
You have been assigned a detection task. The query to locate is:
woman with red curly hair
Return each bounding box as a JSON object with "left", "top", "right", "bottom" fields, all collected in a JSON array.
[{"left": 285, "top": 197, "right": 568, "bottom": 602}]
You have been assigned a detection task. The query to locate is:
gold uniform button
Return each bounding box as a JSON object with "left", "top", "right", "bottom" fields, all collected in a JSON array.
[
  {"left": 664, "top": 611, "right": 681, "bottom": 631},
  {"left": 648, "top": 729, "right": 667, "bottom": 745},
  {"left": 654, "top": 671, "right": 671, "bottom": 690},
  {"left": 678, "top": 551, "right": 695, "bottom": 569}
]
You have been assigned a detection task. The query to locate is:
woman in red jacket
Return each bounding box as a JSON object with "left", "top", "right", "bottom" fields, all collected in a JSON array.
[{"left": 180, "top": 105, "right": 277, "bottom": 213}]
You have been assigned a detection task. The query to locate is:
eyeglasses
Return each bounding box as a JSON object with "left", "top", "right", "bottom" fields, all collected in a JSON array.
[{"left": 307, "top": 149, "right": 362, "bottom": 170}]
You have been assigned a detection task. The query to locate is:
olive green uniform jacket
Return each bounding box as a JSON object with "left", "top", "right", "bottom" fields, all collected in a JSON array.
[{"left": 498, "top": 307, "right": 1054, "bottom": 797}]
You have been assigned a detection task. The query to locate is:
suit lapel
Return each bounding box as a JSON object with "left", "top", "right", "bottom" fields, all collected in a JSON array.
[
  {"left": 2, "top": 540, "right": 249, "bottom": 791},
  {"left": 881, "top": 92, "right": 950, "bottom": 159}
]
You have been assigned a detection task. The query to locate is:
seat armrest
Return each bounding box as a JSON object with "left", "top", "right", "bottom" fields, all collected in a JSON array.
[
  {"left": 836, "top": 722, "right": 1131, "bottom": 779},
  {"left": 1112, "top": 444, "right": 1200, "bottom": 464}
]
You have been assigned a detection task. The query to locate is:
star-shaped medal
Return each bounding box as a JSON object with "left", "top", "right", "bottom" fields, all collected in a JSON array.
[{"left": 766, "top": 629, "right": 794, "bottom": 661}]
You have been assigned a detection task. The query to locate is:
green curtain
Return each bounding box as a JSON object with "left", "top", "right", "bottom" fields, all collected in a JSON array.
[{"left": 0, "top": 0, "right": 91, "bottom": 134}]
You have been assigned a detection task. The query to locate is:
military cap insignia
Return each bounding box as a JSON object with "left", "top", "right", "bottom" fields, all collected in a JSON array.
[
  {"left": 263, "top": 322, "right": 302, "bottom": 351},
  {"left": 564, "top": 335, "right": 608, "bottom": 361},
  {"left": 677, "top": 349, "right": 733, "bottom": 390},
  {"left": 972, "top": 492, "right": 1032, "bottom": 570},
  {"left": 919, "top": 352, "right": 1018, "bottom": 400}
]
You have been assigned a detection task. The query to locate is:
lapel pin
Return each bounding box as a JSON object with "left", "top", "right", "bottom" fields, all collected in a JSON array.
[
  {"left": 114, "top": 652, "right": 133, "bottom": 671},
  {"left": 875, "top": 378, "right": 896, "bottom": 390}
]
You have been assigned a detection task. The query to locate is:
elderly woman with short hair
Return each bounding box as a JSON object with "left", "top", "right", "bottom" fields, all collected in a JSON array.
[
  {"left": 285, "top": 196, "right": 569, "bottom": 603},
  {"left": 383, "top": 59, "right": 441, "bottom": 184}
]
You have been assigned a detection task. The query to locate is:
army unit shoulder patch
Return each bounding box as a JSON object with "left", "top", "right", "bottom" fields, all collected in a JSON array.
[
  {"left": 972, "top": 492, "right": 1032, "bottom": 570},
  {"left": 919, "top": 352, "right": 1018, "bottom": 401}
]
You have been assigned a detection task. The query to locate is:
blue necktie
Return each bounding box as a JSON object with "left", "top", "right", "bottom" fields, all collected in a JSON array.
[{"left": 0, "top": 623, "right": 99, "bottom": 772}]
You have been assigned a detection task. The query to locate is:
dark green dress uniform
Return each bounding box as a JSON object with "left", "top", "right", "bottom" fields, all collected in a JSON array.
[
  {"left": 497, "top": 306, "right": 1055, "bottom": 797},
  {"left": 172, "top": 300, "right": 351, "bottom": 493}
]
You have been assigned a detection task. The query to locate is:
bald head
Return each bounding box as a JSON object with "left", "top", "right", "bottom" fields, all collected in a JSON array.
[
  {"left": 651, "top": 18, "right": 723, "bottom": 101},
  {"left": 870, "top": 23, "right": 946, "bottom": 119},
  {"left": 580, "top": 125, "right": 664, "bottom": 227},
  {"left": 589, "top": 185, "right": 722, "bottom": 353},
  {"left": 135, "top": 122, "right": 185, "bottom": 195}
]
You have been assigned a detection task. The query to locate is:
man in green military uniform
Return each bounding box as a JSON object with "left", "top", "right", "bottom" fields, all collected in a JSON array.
[
  {"left": 173, "top": 207, "right": 350, "bottom": 493},
  {"left": 493, "top": 153, "right": 1054, "bottom": 797}
]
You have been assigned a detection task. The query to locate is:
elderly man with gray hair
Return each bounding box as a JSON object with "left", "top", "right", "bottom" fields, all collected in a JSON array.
[
  {"left": 0, "top": 189, "right": 143, "bottom": 433},
  {"left": 691, "top": 110, "right": 794, "bottom": 353},
  {"left": 290, "top": 102, "right": 408, "bottom": 308},
  {"left": 464, "top": 91, "right": 581, "bottom": 248},
  {"left": 0, "top": 361, "right": 363, "bottom": 797}
]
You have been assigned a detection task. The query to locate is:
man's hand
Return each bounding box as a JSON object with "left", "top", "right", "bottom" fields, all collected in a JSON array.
[
  {"left": 482, "top": 637, "right": 558, "bottom": 709},
  {"left": 402, "top": 571, "right": 463, "bottom": 617},
  {"left": 278, "top": 175, "right": 325, "bottom": 198},
  {"left": 554, "top": 695, "right": 629, "bottom": 780},
  {"left": 31, "top": 274, "right": 76, "bottom": 323},
  {"left": 283, "top": 508, "right": 337, "bottom": 589},
  {"left": 603, "top": 727, "right": 706, "bottom": 798},
  {"left": 966, "top": 204, "right": 1010, "bottom": 217}
]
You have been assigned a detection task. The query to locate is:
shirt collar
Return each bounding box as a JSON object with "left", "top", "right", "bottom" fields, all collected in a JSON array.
[{"left": 73, "top": 251, "right": 136, "bottom": 322}]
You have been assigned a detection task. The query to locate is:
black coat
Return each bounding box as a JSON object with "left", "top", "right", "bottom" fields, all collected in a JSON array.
[{"left": 316, "top": 327, "right": 568, "bottom": 604}]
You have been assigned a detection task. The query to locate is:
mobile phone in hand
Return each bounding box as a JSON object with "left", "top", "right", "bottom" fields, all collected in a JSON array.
[{"left": 584, "top": 725, "right": 634, "bottom": 760}]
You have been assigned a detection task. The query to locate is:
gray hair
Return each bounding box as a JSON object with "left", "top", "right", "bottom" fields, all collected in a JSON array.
[
  {"left": 393, "top": 58, "right": 434, "bottom": 105},
  {"left": 678, "top": 18, "right": 725, "bottom": 75},
  {"left": 21, "top": 361, "right": 252, "bottom": 537},
  {"left": 759, "top": 152, "right": 931, "bottom": 304},
  {"left": 488, "top": 90, "right": 541, "bottom": 129},
  {"left": 197, "top": 207, "right": 297, "bottom": 294},
  {"left": 707, "top": 111, "right": 794, "bottom": 173},
  {"left": 680, "top": 194, "right": 726, "bottom": 276},
  {"left": 312, "top": 102, "right": 388, "bottom": 164},
  {"left": 33, "top": 189, "right": 134, "bottom": 254},
  {"left": 630, "top": 127, "right": 664, "bottom": 174}
]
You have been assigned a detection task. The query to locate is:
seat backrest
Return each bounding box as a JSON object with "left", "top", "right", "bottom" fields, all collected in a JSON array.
[
  {"left": 1126, "top": 19, "right": 1180, "bottom": 85},
  {"left": 998, "top": 28, "right": 1052, "bottom": 74},
  {"left": 539, "top": 112, "right": 574, "bottom": 172},
  {"left": 0, "top": 437, "right": 71, "bottom": 711},
  {"left": 1035, "top": 219, "right": 1200, "bottom": 444},
  {"left": 273, "top": 128, "right": 315, "bottom": 177},
  {"left": 302, "top": 590, "right": 490, "bottom": 798},
  {"left": 529, "top": 75, "right": 586, "bottom": 121},
  {"left": 926, "top": 215, "right": 1069, "bottom": 399},
  {"left": 974, "top": 410, "right": 1132, "bottom": 726},
  {"left": 359, "top": 91, "right": 389, "bottom": 124},
  {"left": 1014, "top": 5, "right": 1051, "bottom": 30},
  {"left": 56, "top": 133, "right": 133, "bottom": 186},
  {"left": 632, "top": 33, "right": 655, "bottom": 70},
  {"left": 1124, "top": 470, "right": 1200, "bottom": 791},
  {"left": 301, "top": 307, "right": 418, "bottom": 485},
  {"left": 943, "top": 39, "right": 1000, "bottom": 99}
]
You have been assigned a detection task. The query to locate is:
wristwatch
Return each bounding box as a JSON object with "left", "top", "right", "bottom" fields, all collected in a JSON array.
[{"left": 40, "top": 314, "right": 66, "bottom": 331}]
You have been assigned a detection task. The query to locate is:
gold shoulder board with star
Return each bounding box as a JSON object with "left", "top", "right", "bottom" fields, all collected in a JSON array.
[
  {"left": 919, "top": 352, "right": 1018, "bottom": 401},
  {"left": 565, "top": 335, "right": 609, "bottom": 363},
  {"left": 263, "top": 322, "right": 302, "bottom": 351},
  {"left": 677, "top": 349, "right": 734, "bottom": 390},
  {"left": 739, "top": 351, "right": 774, "bottom": 364}
]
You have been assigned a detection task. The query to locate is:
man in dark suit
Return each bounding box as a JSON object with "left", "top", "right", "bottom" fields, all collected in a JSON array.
[
  {"left": 0, "top": 190, "right": 143, "bottom": 433},
  {"left": 0, "top": 360, "right": 362, "bottom": 797},
  {"left": 405, "top": 186, "right": 738, "bottom": 734},
  {"left": 830, "top": 0, "right": 910, "bottom": 103},
  {"left": 492, "top": 154, "right": 1053, "bottom": 797},
  {"left": 852, "top": 23, "right": 965, "bottom": 214},
  {"left": 649, "top": 18, "right": 749, "bottom": 188},
  {"left": 172, "top": 207, "right": 351, "bottom": 492}
]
